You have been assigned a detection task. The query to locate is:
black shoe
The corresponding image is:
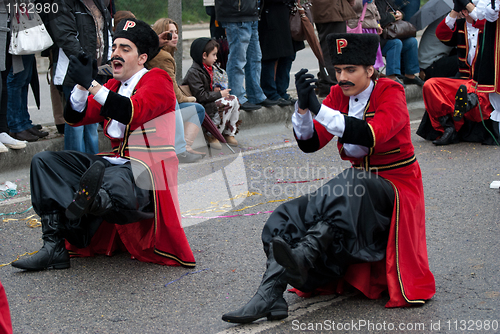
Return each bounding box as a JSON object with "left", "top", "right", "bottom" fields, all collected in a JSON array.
[
  {"left": 432, "top": 127, "right": 458, "bottom": 146},
  {"left": 257, "top": 98, "right": 280, "bottom": 107},
  {"left": 27, "top": 126, "right": 49, "bottom": 138},
  {"left": 222, "top": 246, "right": 288, "bottom": 323},
  {"left": 240, "top": 101, "right": 262, "bottom": 111},
  {"left": 393, "top": 77, "right": 406, "bottom": 88},
  {"left": 11, "top": 213, "right": 70, "bottom": 271},
  {"left": 177, "top": 151, "right": 202, "bottom": 163},
  {"left": 277, "top": 97, "right": 293, "bottom": 107},
  {"left": 66, "top": 161, "right": 106, "bottom": 220},
  {"left": 10, "top": 130, "right": 38, "bottom": 142},
  {"left": 432, "top": 115, "right": 458, "bottom": 145},
  {"left": 403, "top": 75, "right": 424, "bottom": 87},
  {"left": 33, "top": 124, "right": 43, "bottom": 130},
  {"left": 453, "top": 85, "right": 478, "bottom": 121}
]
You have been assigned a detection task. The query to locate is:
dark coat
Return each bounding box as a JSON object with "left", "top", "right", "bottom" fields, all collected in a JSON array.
[
  {"left": 375, "top": 0, "right": 399, "bottom": 48},
  {"left": 258, "top": 0, "right": 305, "bottom": 60},
  {"left": 44, "top": 0, "right": 112, "bottom": 87},
  {"left": 311, "top": 0, "right": 357, "bottom": 24},
  {"left": 215, "top": 0, "right": 259, "bottom": 23},
  {"left": 182, "top": 62, "right": 222, "bottom": 117}
]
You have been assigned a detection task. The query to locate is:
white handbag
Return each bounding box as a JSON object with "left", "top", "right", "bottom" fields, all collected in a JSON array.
[{"left": 9, "top": 11, "right": 53, "bottom": 55}]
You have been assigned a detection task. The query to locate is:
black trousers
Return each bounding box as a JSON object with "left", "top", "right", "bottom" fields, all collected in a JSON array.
[
  {"left": 261, "top": 168, "right": 395, "bottom": 291},
  {"left": 30, "top": 151, "right": 153, "bottom": 248}
]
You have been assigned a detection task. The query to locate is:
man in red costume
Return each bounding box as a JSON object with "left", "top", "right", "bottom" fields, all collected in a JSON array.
[
  {"left": 417, "top": 0, "right": 498, "bottom": 145},
  {"left": 12, "top": 18, "right": 196, "bottom": 271},
  {"left": 222, "top": 33, "right": 435, "bottom": 324}
]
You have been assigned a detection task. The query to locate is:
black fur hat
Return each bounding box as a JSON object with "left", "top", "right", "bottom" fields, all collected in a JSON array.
[
  {"left": 327, "top": 33, "right": 380, "bottom": 66},
  {"left": 114, "top": 18, "right": 159, "bottom": 61}
]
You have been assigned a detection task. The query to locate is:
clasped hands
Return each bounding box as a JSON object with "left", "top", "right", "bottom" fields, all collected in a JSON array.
[{"left": 295, "top": 68, "right": 321, "bottom": 115}]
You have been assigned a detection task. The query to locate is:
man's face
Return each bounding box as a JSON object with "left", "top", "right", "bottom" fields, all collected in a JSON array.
[
  {"left": 111, "top": 38, "right": 147, "bottom": 81},
  {"left": 334, "top": 64, "right": 374, "bottom": 97}
]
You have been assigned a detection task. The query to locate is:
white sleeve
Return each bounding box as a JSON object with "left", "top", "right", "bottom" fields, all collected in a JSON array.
[
  {"left": 93, "top": 86, "right": 110, "bottom": 106},
  {"left": 70, "top": 86, "right": 90, "bottom": 112},
  {"left": 292, "top": 102, "right": 314, "bottom": 140},
  {"left": 445, "top": 14, "right": 457, "bottom": 29},
  {"left": 314, "top": 104, "right": 345, "bottom": 137}
]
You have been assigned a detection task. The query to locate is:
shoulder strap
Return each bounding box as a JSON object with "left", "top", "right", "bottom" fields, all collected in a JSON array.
[{"left": 359, "top": 3, "right": 368, "bottom": 22}]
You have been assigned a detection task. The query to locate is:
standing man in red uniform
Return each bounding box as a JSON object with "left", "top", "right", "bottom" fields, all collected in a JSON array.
[
  {"left": 222, "top": 33, "right": 435, "bottom": 324},
  {"left": 12, "top": 18, "right": 196, "bottom": 271}
]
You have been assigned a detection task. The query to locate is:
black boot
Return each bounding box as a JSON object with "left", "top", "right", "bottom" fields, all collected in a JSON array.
[
  {"left": 273, "top": 221, "right": 335, "bottom": 288},
  {"left": 87, "top": 189, "right": 113, "bottom": 216},
  {"left": 12, "top": 213, "right": 70, "bottom": 271},
  {"left": 66, "top": 161, "right": 106, "bottom": 220},
  {"left": 222, "top": 247, "right": 288, "bottom": 323},
  {"left": 432, "top": 115, "right": 458, "bottom": 146},
  {"left": 453, "top": 84, "right": 479, "bottom": 121}
]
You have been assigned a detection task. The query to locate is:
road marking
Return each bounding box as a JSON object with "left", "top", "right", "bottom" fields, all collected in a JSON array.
[
  {"left": 217, "top": 293, "right": 355, "bottom": 334},
  {"left": 0, "top": 195, "right": 31, "bottom": 207}
]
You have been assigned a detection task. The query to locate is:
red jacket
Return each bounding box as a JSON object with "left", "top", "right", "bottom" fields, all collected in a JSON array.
[
  {"left": 435, "top": 17, "right": 485, "bottom": 79},
  {"left": 298, "top": 78, "right": 435, "bottom": 307},
  {"left": 65, "top": 68, "right": 196, "bottom": 267},
  {"left": 0, "top": 280, "right": 12, "bottom": 334}
]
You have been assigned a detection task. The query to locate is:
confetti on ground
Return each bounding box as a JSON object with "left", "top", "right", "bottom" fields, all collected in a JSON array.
[
  {"left": 0, "top": 251, "right": 39, "bottom": 268},
  {"left": 164, "top": 268, "right": 210, "bottom": 286},
  {"left": 0, "top": 206, "right": 34, "bottom": 217},
  {"left": 0, "top": 188, "right": 17, "bottom": 201},
  {"left": 275, "top": 177, "right": 327, "bottom": 184},
  {"left": 181, "top": 191, "right": 260, "bottom": 216}
]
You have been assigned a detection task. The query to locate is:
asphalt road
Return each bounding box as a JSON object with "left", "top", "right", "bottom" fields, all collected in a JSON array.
[{"left": 1, "top": 118, "right": 499, "bottom": 333}]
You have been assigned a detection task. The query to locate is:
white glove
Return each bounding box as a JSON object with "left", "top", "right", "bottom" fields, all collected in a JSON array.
[
  {"left": 468, "top": 7, "right": 479, "bottom": 21},
  {"left": 485, "top": 1, "right": 500, "bottom": 21}
]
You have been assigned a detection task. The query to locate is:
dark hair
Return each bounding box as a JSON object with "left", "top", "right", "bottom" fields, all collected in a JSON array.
[
  {"left": 363, "top": 65, "right": 379, "bottom": 82},
  {"left": 203, "top": 39, "right": 219, "bottom": 56}
]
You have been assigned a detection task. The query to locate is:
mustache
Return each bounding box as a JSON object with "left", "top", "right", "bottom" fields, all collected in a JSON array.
[
  {"left": 109, "top": 56, "right": 125, "bottom": 63},
  {"left": 339, "top": 81, "right": 355, "bottom": 86}
]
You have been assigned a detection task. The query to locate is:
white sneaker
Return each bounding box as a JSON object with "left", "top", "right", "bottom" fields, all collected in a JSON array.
[
  {"left": 0, "top": 141, "right": 7, "bottom": 153},
  {"left": 0, "top": 132, "right": 27, "bottom": 149}
]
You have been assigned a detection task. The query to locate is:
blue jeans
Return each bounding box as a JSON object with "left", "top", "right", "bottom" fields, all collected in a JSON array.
[
  {"left": 382, "top": 37, "right": 419, "bottom": 76},
  {"left": 63, "top": 86, "right": 99, "bottom": 154},
  {"left": 179, "top": 102, "right": 205, "bottom": 126},
  {"left": 6, "top": 55, "right": 34, "bottom": 133},
  {"left": 261, "top": 55, "right": 295, "bottom": 100},
  {"left": 174, "top": 101, "right": 186, "bottom": 154},
  {"left": 221, "top": 21, "right": 267, "bottom": 105}
]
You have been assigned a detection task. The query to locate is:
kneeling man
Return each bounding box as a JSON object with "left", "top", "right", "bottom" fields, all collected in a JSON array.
[
  {"left": 12, "top": 18, "right": 195, "bottom": 271},
  {"left": 222, "top": 33, "right": 435, "bottom": 323}
]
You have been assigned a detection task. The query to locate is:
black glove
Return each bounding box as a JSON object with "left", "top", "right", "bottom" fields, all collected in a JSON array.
[
  {"left": 295, "top": 68, "right": 319, "bottom": 112},
  {"left": 68, "top": 52, "right": 95, "bottom": 89},
  {"left": 453, "top": 0, "right": 470, "bottom": 11},
  {"left": 457, "top": 0, "right": 472, "bottom": 8},
  {"left": 307, "top": 86, "right": 321, "bottom": 115}
]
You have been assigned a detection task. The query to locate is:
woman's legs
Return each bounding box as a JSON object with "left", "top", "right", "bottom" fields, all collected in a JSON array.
[
  {"left": 381, "top": 39, "right": 403, "bottom": 77},
  {"left": 179, "top": 102, "right": 206, "bottom": 155}
]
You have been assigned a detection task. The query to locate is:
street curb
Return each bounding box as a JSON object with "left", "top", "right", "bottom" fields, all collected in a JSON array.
[{"left": 0, "top": 85, "right": 422, "bottom": 174}]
